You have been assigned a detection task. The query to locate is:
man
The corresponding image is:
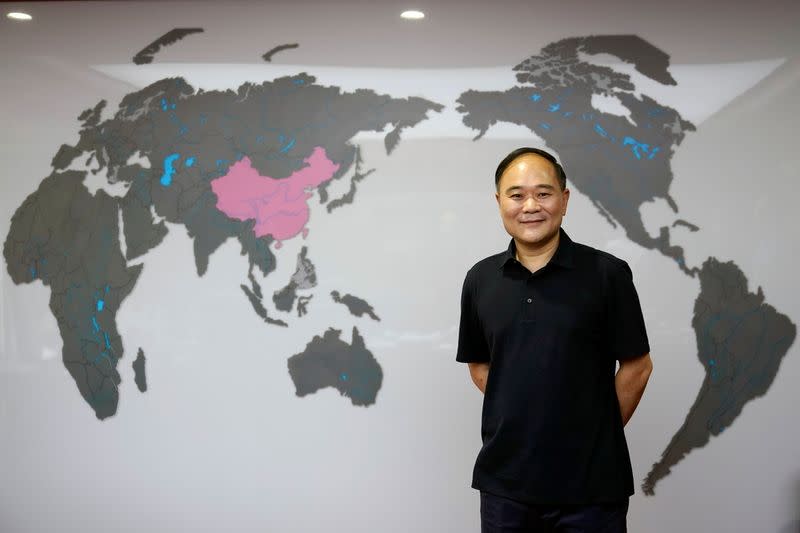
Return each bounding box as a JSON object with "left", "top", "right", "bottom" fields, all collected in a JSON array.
[{"left": 456, "top": 147, "right": 653, "bottom": 532}]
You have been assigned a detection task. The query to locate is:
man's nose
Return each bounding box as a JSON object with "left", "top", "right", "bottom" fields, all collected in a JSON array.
[{"left": 522, "top": 196, "right": 540, "bottom": 212}]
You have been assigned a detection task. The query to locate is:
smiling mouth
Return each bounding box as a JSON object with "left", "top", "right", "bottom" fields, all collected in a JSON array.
[{"left": 520, "top": 219, "right": 545, "bottom": 224}]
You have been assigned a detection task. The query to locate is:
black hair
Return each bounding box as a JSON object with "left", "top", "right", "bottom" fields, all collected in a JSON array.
[{"left": 494, "top": 147, "right": 567, "bottom": 190}]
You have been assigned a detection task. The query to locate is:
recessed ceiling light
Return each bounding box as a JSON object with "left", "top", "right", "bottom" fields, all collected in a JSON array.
[
  {"left": 401, "top": 10, "right": 425, "bottom": 20},
  {"left": 7, "top": 12, "right": 32, "bottom": 21}
]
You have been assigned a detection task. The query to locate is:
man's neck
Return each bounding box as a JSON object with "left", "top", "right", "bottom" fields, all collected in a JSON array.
[{"left": 514, "top": 231, "right": 560, "bottom": 273}]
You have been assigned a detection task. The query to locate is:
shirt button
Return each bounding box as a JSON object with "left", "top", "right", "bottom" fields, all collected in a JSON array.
[{"left": 526, "top": 298, "right": 532, "bottom": 303}]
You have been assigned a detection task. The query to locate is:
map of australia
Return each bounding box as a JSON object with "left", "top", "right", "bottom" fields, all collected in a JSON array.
[
  {"left": 455, "top": 34, "right": 796, "bottom": 494},
  {"left": 3, "top": 70, "right": 442, "bottom": 420},
  {"left": 288, "top": 327, "right": 382, "bottom": 406}
]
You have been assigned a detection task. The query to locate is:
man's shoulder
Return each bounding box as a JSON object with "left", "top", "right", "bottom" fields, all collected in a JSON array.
[{"left": 464, "top": 250, "right": 507, "bottom": 280}]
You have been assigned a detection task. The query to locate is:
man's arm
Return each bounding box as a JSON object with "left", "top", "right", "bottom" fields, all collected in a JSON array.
[
  {"left": 615, "top": 353, "right": 652, "bottom": 426},
  {"left": 468, "top": 362, "right": 490, "bottom": 394}
]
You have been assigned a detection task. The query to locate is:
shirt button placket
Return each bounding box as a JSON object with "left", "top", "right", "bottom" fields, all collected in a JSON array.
[
  {"left": 521, "top": 294, "right": 534, "bottom": 322},
  {"left": 523, "top": 277, "right": 535, "bottom": 322}
]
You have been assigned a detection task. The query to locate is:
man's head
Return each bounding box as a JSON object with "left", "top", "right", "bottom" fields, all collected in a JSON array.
[
  {"left": 495, "top": 147, "right": 567, "bottom": 191},
  {"left": 494, "top": 147, "right": 570, "bottom": 250}
]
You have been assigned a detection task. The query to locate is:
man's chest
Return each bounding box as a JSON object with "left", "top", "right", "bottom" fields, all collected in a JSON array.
[{"left": 474, "top": 269, "right": 607, "bottom": 353}]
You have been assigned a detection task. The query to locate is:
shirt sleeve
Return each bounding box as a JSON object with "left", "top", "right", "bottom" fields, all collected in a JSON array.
[
  {"left": 456, "top": 269, "right": 490, "bottom": 363},
  {"left": 606, "top": 260, "right": 650, "bottom": 361}
]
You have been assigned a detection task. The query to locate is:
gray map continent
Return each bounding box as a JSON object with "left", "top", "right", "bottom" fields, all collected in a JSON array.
[
  {"left": 133, "top": 348, "right": 147, "bottom": 392},
  {"left": 3, "top": 171, "right": 141, "bottom": 419},
  {"left": 457, "top": 34, "right": 696, "bottom": 274},
  {"left": 331, "top": 290, "right": 380, "bottom": 321},
  {"left": 47, "top": 73, "right": 441, "bottom": 281},
  {"left": 287, "top": 327, "right": 382, "bottom": 406},
  {"left": 643, "top": 258, "right": 796, "bottom": 494},
  {"left": 4, "top": 71, "right": 441, "bottom": 418}
]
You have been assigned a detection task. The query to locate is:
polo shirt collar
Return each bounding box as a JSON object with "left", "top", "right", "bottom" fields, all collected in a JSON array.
[{"left": 500, "top": 228, "right": 575, "bottom": 270}]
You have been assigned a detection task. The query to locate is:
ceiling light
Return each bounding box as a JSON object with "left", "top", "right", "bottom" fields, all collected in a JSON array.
[
  {"left": 400, "top": 10, "right": 425, "bottom": 20},
  {"left": 7, "top": 12, "right": 32, "bottom": 21}
]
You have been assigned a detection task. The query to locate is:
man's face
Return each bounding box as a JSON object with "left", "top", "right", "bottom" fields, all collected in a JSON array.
[{"left": 495, "top": 154, "right": 570, "bottom": 249}]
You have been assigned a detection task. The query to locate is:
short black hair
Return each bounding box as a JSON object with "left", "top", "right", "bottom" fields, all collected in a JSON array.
[{"left": 494, "top": 147, "right": 567, "bottom": 190}]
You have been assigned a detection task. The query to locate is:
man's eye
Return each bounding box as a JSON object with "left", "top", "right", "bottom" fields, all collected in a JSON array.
[
  {"left": 538, "top": 193, "right": 551, "bottom": 199},
  {"left": 510, "top": 194, "right": 522, "bottom": 199}
]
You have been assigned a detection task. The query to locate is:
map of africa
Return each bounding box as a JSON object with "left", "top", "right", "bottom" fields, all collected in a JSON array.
[{"left": 2, "top": 32, "right": 795, "bottom": 496}]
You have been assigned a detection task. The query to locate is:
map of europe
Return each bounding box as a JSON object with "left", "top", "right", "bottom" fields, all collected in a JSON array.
[{"left": 2, "top": 31, "right": 795, "bottom": 496}]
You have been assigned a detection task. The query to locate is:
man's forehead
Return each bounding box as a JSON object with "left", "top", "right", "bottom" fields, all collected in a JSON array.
[
  {"left": 500, "top": 157, "right": 559, "bottom": 186},
  {"left": 509, "top": 153, "right": 557, "bottom": 172}
]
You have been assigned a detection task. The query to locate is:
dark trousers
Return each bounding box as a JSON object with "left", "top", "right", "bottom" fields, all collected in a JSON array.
[{"left": 480, "top": 492, "right": 628, "bottom": 533}]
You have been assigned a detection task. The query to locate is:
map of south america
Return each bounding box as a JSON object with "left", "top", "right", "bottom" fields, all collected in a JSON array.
[
  {"left": 3, "top": 72, "right": 443, "bottom": 419},
  {"left": 642, "top": 258, "right": 795, "bottom": 493},
  {"left": 455, "top": 35, "right": 796, "bottom": 493}
]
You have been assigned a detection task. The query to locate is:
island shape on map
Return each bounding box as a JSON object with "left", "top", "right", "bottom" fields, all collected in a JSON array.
[
  {"left": 326, "top": 145, "right": 375, "bottom": 213},
  {"left": 287, "top": 327, "right": 382, "bottom": 406},
  {"left": 132, "top": 348, "right": 147, "bottom": 392},
  {"left": 4, "top": 70, "right": 442, "bottom": 419},
  {"left": 262, "top": 43, "right": 299, "bottom": 62},
  {"left": 273, "top": 246, "right": 317, "bottom": 313},
  {"left": 133, "top": 28, "right": 205, "bottom": 65},
  {"left": 331, "top": 290, "right": 380, "bottom": 321}
]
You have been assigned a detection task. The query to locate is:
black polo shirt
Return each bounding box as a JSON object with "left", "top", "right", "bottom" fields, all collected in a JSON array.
[{"left": 456, "top": 229, "right": 650, "bottom": 505}]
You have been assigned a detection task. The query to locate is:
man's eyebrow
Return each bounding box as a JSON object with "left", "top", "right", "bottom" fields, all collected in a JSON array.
[{"left": 503, "top": 184, "right": 556, "bottom": 193}]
